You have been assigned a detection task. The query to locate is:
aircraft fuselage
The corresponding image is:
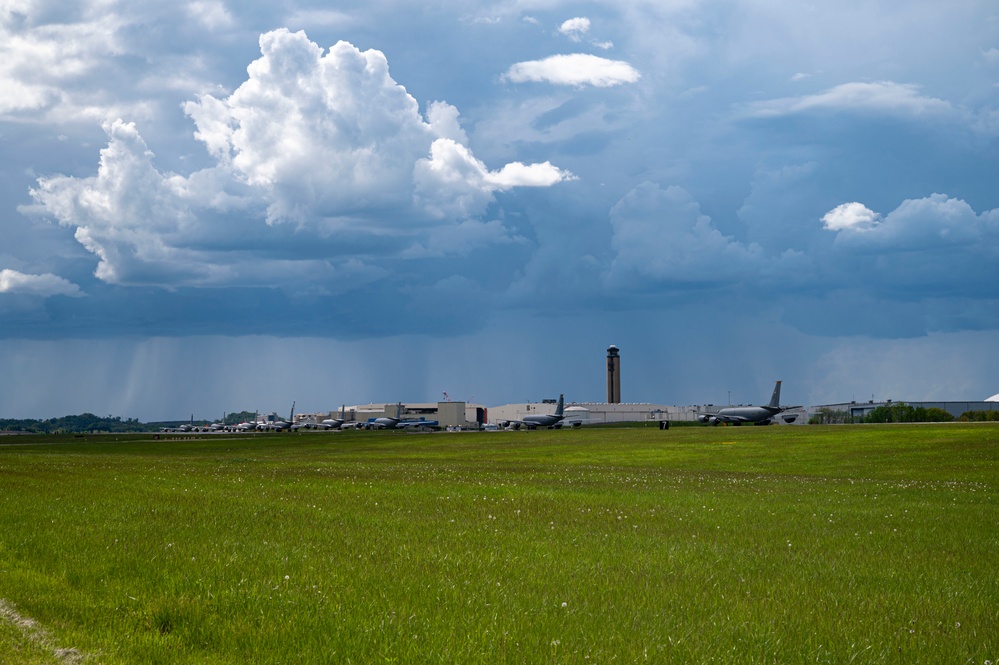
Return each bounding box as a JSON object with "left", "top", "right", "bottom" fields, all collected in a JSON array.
[{"left": 697, "top": 381, "right": 784, "bottom": 426}]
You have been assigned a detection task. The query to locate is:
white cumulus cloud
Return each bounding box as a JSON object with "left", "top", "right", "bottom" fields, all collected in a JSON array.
[
  {"left": 503, "top": 54, "right": 640, "bottom": 88},
  {"left": 414, "top": 139, "right": 574, "bottom": 219},
  {"left": 826, "top": 194, "right": 999, "bottom": 252},
  {"left": 185, "top": 29, "right": 573, "bottom": 226},
  {"left": 0, "top": 269, "right": 83, "bottom": 297},
  {"left": 28, "top": 29, "right": 573, "bottom": 290},
  {"left": 822, "top": 202, "right": 880, "bottom": 231},
  {"left": 818, "top": 194, "right": 999, "bottom": 298},
  {"left": 558, "top": 17, "right": 590, "bottom": 41}
]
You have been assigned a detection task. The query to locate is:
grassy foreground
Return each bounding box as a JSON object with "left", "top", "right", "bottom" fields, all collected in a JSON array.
[{"left": 0, "top": 425, "right": 996, "bottom": 664}]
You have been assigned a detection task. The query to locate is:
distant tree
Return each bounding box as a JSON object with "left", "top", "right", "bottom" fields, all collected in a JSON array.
[
  {"left": 224, "top": 411, "right": 258, "bottom": 425},
  {"left": 0, "top": 414, "right": 151, "bottom": 434},
  {"left": 920, "top": 407, "right": 955, "bottom": 422},
  {"left": 862, "top": 403, "right": 953, "bottom": 424},
  {"left": 0, "top": 419, "right": 38, "bottom": 433},
  {"left": 957, "top": 410, "right": 999, "bottom": 422}
]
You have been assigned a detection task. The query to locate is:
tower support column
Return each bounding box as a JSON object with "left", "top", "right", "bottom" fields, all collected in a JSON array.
[{"left": 607, "top": 345, "right": 621, "bottom": 404}]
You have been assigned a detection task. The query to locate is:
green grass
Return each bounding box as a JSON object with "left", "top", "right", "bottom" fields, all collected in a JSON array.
[{"left": 0, "top": 425, "right": 996, "bottom": 663}]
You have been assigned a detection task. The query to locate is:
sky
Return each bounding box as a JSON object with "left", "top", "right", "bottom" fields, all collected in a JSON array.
[{"left": 1, "top": 0, "right": 998, "bottom": 421}]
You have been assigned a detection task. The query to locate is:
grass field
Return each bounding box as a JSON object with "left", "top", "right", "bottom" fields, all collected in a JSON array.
[{"left": 0, "top": 424, "right": 996, "bottom": 663}]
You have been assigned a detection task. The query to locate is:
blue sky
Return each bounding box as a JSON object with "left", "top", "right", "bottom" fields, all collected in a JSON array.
[{"left": 1, "top": 0, "right": 997, "bottom": 420}]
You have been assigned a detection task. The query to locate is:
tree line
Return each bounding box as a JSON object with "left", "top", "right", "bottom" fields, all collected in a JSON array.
[
  {"left": 810, "top": 403, "right": 999, "bottom": 425},
  {"left": 0, "top": 414, "right": 149, "bottom": 434},
  {"left": 0, "top": 410, "right": 262, "bottom": 434}
]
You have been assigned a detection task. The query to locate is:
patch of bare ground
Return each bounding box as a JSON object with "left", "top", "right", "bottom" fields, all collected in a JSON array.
[{"left": 0, "top": 599, "right": 89, "bottom": 663}]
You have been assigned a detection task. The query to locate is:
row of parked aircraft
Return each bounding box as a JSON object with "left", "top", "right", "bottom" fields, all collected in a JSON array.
[
  {"left": 163, "top": 382, "right": 789, "bottom": 433},
  {"left": 500, "top": 382, "right": 788, "bottom": 429},
  {"left": 163, "top": 403, "right": 443, "bottom": 433},
  {"left": 496, "top": 382, "right": 789, "bottom": 429},
  {"left": 291, "top": 407, "right": 440, "bottom": 431},
  {"left": 161, "top": 403, "right": 302, "bottom": 433}
]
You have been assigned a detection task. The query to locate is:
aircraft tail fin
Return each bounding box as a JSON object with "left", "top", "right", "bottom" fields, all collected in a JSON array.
[
  {"left": 767, "top": 381, "right": 782, "bottom": 410},
  {"left": 555, "top": 394, "right": 565, "bottom": 418}
]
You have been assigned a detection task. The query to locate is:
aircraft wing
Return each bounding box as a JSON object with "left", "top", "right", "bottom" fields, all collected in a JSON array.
[
  {"left": 498, "top": 419, "right": 534, "bottom": 429},
  {"left": 696, "top": 412, "right": 746, "bottom": 424},
  {"left": 498, "top": 418, "right": 567, "bottom": 429},
  {"left": 399, "top": 420, "right": 439, "bottom": 429}
]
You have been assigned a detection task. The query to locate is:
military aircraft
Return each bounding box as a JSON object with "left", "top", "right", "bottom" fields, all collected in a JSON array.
[
  {"left": 208, "top": 413, "right": 230, "bottom": 431},
  {"left": 160, "top": 423, "right": 195, "bottom": 433},
  {"left": 367, "top": 416, "right": 439, "bottom": 430},
  {"left": 289, "top": 406, "right": 348, "bottom": 431},
  {"left": 235, "top": 416, "right": 259, "bottom": 432},
  {"left": 291, "top": 415, "right": 344, "bottom": 431},
  {"left": 697, "top": 381, "right": 784, "bottom": 426},
  {"left": 160, "top": 414, "right": 199, "bottom": 433},
  {"left": 290, "top": 420, "right": 323, "bottom": 431},
  {"left": 258, "top": 402, "right": 296, "bottom": 431},
  {"left": 499, "top": 394, "right": 569, "bottom": 429},
  {"left": 318, "top": 406, "right": 350, "bottom": 430}
]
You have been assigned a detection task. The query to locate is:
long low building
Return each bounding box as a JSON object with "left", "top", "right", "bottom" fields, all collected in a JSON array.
[
  {"left": 298, "top": 402, "right": 487, "bottom": 429},
  {"left": 487, "top": 401, "right": 806, "bottom": 425}
]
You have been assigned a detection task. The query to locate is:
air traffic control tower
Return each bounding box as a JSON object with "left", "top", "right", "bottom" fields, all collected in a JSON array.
[{"left": 606, "top": 345, "right": 621, "bottom": 404}]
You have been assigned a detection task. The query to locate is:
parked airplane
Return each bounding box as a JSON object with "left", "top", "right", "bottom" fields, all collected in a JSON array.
[
  {"left": 697, "top": 381, "right": 784, "bottom": 426},
  {"left": 367, "top": 416, "right": 439, "bottom": 430},
  {"left": 319, "top": 406, "right": 350, "bottom": 430},
  {"left": 208, "top": 413, "right": 229, "bottom": 431},
  {"left": 160, "top": 414, "right": 198, "bottom": 433},
  {"left": 258, "top": 402, "right": 296, "bottom": 431},
  {"left": 160, "top": 424, "right": 194, "bottom": 433},
  {"left": 291, "top": 415, "right": 344, "bottom": 431},
  {"left": 290, "top": 420, "right": 323, "bottom": 431},
  {"left": 499, "top": 394, "right": 569, "bottom": 429}
]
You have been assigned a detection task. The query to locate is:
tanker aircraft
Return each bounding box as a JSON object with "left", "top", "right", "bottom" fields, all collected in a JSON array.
[
  {"left": 697, "top": 381, "right": 785, "bottom": 426},
  {"left": 499, "top": 394, "right": 569, "bottom": 429}
]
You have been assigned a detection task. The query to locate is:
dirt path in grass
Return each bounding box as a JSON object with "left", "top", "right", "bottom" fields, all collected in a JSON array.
[{"left": 0, "top": 599, "right": 89, "bottom": 663}]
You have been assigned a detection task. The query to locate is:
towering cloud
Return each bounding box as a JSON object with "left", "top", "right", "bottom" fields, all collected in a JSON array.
[{"left": 29, "top": 29, "right": 573, "bottom": 290}]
